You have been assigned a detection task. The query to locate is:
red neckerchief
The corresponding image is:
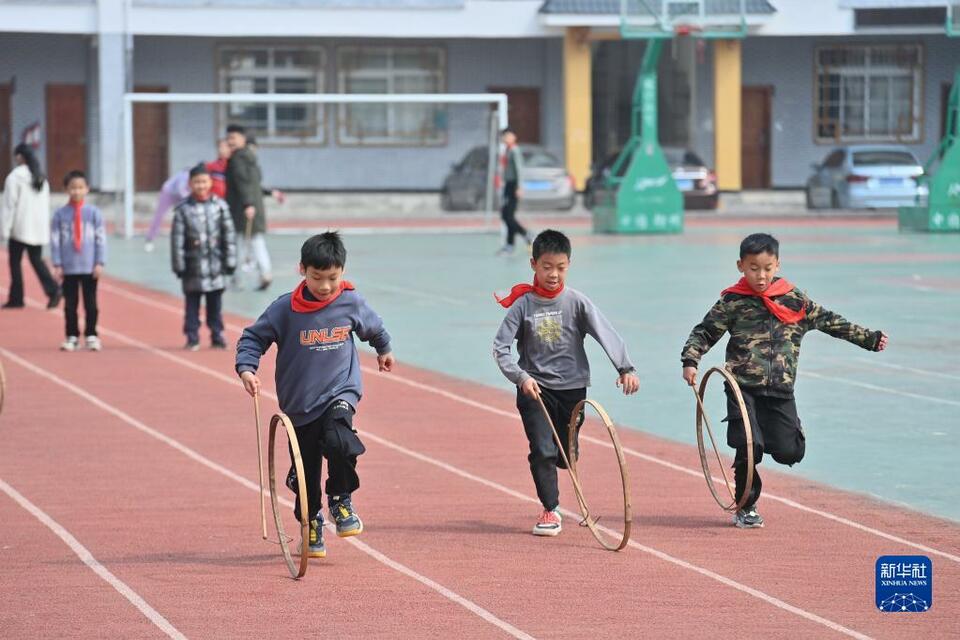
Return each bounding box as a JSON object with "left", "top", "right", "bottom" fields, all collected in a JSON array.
[
  {"left": 721, "top": 277, "right": 806, "bottom": 324},
  {"left": 72, "top": 201, "right": 84, "bottom": 252},
  {"left": 291, "top": 280, "right": 355, "bottom": 313},
  {"left": 494, "top": 277, "right": 564, "bottom": 308}
]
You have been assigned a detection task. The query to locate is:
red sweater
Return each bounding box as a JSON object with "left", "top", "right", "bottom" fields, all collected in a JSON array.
[{"left": 206, "top": 158, "right": 227, "bottom": 199}]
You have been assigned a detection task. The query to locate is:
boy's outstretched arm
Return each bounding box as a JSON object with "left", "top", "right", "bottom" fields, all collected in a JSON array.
[
  {"left": 353, "top": 295, "right": 394, "bottom": 372},
  {"left": 580, "top": 298, "right": 639, "bottom": 395},
  {"left": 803, "top": 296, "right": 887, "bottom": 352},
  {"left": 236, "top": 310, "right": 278, "bottom": 397},
  {"left": 681, "top": 299, "right": 729, "bottom": 386}
]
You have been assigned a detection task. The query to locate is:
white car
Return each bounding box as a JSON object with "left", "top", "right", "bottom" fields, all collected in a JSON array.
[{"left": 806, "top": 145, "right": 927, "bottom": 209}]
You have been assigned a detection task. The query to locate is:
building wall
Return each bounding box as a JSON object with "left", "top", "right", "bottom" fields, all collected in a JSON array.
[
  {"left": 132, "top": 36, "right": 562, "bottom": 190},
  {"left": 0, "top": 33, "right": 92, "bottom": 180},
  {"left": 695, "top": 33, "right": 960, "bottom": 188}
]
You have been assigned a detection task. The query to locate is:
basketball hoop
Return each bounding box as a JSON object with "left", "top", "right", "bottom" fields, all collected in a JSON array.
[{"left": 674, "top": 24, "right": 702, "bottom": 37}]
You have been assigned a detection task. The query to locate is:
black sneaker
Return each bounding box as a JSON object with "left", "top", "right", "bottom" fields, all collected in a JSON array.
[
  {"left": 211, "top": 336, "right": 228, "bottom": 350},
  {"left": 184, "top": 340, "right": 200, "bottom": 352},
  {"left": 329, "top": 495, "right": 363, "bottom": 537},
  {"left": 2, "top": 301, "right": 25, "bottom": 309},
  {"left": 302, "top": 516, "right": 326, "bottom": 558},
  {"left": 733, "top": 504, "right": 764, "bottom": 529},
  {"left": 47, "top": 289, "right": 62, "bottom": 309}
]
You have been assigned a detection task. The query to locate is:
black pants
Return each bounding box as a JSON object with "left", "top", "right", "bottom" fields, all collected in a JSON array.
[
  {"left": 290, "top": 400, "right": 366, "bottom": 523},
  {"left": 500, "top": 181, "right": 527, "bottom": 248},
  {"left": 516, "top": 386, "right": 586, "bottom": 511},
  {"left": 725, "top": 386, "right": 806, "bottom": 509},
  {"left": 6, "top": 238, "right": 58, "bottom": 305},
  {"left": 62, "top": 274, "right": 98, "bottom": 337},
  {"left": 183, "top": 289, "right": 224, "bottom": 342}
]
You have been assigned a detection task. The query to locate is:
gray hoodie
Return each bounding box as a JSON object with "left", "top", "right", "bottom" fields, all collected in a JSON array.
[{"left": 493, "top": 287, "right": 635, "bottom": 390}]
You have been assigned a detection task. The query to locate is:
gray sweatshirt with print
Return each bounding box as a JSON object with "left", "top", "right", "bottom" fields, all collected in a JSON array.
[{"left": 493, "top": 287, "right": 635, "bottom": 390}]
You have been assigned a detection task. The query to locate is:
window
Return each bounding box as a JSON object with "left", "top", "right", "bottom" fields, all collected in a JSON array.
[
  {"left": 815, "top": 45, "right": 922, "bottom": 143},
  {"left": 337, "top": 46, "right": 446, "bottom": 146},
  {"left": 852, "top": 150, "right": 919, "bottom": 166},
  {"left": 219, "top": 47, "right": 326, "bottom": 143}
]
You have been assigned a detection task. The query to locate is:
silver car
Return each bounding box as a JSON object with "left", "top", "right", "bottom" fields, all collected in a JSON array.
[
  {"left": 806, "top": 145, "right": 927, "bottom": 209},
  {"left": 440, "top": 145, "right": 576, "bottom": 211}
]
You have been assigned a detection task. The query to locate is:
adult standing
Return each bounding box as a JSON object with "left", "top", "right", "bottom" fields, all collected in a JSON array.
[
  {"left": 225, "top": 124, "right": 272, "bottom": 291},
  {"left": 1, "top": 144, "right": 60, "bottom": 309},
  {"left": 496, "top": 128, "right": 532, "bottom": 257}
]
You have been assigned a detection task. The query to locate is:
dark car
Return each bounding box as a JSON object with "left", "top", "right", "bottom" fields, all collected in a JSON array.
[
  {"left": 584, "top": 147, "right": 719, "bottom": 210},
  {"left": 440, "top": 145, "right": 576, "bottom": 211}
]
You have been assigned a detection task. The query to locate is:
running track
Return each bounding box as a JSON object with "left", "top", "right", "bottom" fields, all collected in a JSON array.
[{"left": 1, "top": 274, "right": 957, "bottom": 639}]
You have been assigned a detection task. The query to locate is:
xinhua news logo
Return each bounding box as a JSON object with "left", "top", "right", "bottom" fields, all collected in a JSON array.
[{"left": 875, "top": 555, "right": 932, "bottom": 612}]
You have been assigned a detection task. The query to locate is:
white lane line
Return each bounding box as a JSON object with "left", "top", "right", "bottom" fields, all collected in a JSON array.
[
  {"left": 15, "top": 322, "right": 878, "bottom": 639},
  {"left": 350, "top": 416, "right": 876, "bottom": 639},
  {"left": 0, "top": 478, "right": 187, "bottom": 640},
  {"left": 76, "top": 282, "right": 960, "bottom": 564},
  {"left": 851, "top": 357, "right": 960, "bottom": 383},
  {"left": 802, "top": 370, "right": 960, "bottom": 408},
  {"left": 0, "top": 347, "right": 535, "bottom": 640}
]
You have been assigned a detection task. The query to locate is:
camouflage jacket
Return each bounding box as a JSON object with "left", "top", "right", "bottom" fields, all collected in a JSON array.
[{"left": 681, "top": 283, "right": 882, "bottom": 397}]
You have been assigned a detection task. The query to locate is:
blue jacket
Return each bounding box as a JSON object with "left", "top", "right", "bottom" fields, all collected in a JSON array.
[
  {"left": 235, "top": 287, "right": 392, "bottom": 426},
  {"left": 49, "top": 203, "right": 107, "bottom": 275}
]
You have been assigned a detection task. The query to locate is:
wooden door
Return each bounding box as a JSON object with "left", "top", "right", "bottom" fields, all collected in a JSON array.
[
  {"left": 741, "top": 86, "right": 772, "bottom": 189},
  {"left": 0, "top": 84, "right": 10, "bottom": 180},
  {"left": 46, "top": 84, "right": 87, "bottom": 191},
  {"left": 487, "top": 86, "right": 541, "bottom": 144},
  {"left": 134, "top": 86, "right": 169, "bottom": 190}
]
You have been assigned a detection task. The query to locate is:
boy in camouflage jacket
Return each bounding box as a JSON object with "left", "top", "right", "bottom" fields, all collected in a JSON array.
[{"left": 681, "top": 233, "right": 887, "bottom": 528}]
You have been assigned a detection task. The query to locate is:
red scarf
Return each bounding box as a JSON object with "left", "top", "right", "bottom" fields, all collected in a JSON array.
[
  {"left": 495, "top": 277, "right": 564, "bottom": 308},
  {"left": 721, "top": 277, "right": 806, "bottom": 324},
  {"left": 72, "top": 201, "right": 84, "bottom": 252},
  {"left": 291, "top": 280, "right": 355, "bottom": 313}
]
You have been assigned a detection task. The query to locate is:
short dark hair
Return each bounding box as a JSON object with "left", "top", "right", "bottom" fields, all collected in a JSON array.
[
  {"left": 63, "top": 169, "right": 87, "bottom": 188},
  {"left": 188, "top": 163, "right": 210, "bottom": 178},
  {"left": 500, "top": 127, "right": 515, "bottom": 136},
  {"left": 301, "top": 232, "right": 346, "bottom": 270},
  {"left": 739, "top": 233, "right": 779, "bottom": 259},
  {"left": 532, "top": 229, "right": 571, "bottom": 260},
  {"left": 226, "top": 124, "right": 246, "bottom": 135}
]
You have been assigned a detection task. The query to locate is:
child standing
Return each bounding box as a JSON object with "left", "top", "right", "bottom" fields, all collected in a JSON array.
[
  {"left": 171, "top": 164, "right": 237, "bottom": 350},
  {"left": 681, "top": 233, "right": 888, "bottom": 528},
  {"left": 493, "top": 229, "right": 639, "bottom": 536},
  {"left": 50, "top": 171, "right": 107, "bottom": 351},
  {"left": 236, "top": 232, "right": 395, "bottom": 558}
]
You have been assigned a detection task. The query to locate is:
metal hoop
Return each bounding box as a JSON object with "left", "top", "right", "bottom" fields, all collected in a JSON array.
[
  {"left": 267, "top": 413, "right": 310, "bottom": 579},
  {"left": 537, "top": 396, "right": 632, "bottom": 551},
  {"left": 693, "top": 367, "right": 754, "bottom": 512}
]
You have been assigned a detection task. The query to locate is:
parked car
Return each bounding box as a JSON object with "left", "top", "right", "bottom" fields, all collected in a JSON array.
[
  {"left": 440, "top": 145, "right": 576, "bottom": 211},
  {"left": 805, "top": 145, "right": 927, "bottom": 209},
  {"left": 583, "top": 146, "right": 719, "bottom": 210}
]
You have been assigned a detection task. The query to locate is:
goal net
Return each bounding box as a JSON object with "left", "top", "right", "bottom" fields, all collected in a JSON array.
[{"left": 121, "top": 93, "right": 507, "bottom": 238}]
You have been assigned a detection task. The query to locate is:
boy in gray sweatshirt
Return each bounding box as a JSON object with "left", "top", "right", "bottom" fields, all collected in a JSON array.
[
  {"left": 493, "top": 229, "right": 639, "bottom": 536},
  {"left": 237, "top": 232, "right": 394, "bottom": 559}
]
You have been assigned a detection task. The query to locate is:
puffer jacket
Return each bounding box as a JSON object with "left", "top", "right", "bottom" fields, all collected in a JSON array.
[
  {"left": 1, "top": 164, "right": 51, "bottom": 245},
  {"left": 171, "top": 195, "right": 237, "bottom": 293}
]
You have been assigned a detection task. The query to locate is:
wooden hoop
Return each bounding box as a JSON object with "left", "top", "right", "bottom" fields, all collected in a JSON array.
[
  {"left": 267, "top": 413, "right": 310, "bottom": 579},
  {"left": 537, "top": 396, "right": 631, "bottom": 551},
  {"left": 0, "top": 358, "right": 6, "bottom": 416},
  {"left": 693, "top": 367, "right": 754, "bottom": 512}
]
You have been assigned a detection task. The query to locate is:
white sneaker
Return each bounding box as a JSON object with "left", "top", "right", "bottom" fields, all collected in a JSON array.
[
  {"left": 532, "top": 508, "right": 562, "bottom": 537},
  {"left": 60, "top": 336, "right": 79, "bottom": 352},
  {"left": 85, "top": 336, "right": 102, "bottom": 351},
  {"left": 144, "top": 241, "right": 155, "bottom": 253}
]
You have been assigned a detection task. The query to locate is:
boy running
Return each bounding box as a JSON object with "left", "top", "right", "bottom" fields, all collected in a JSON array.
[
  {"left": 236, "top": 232, "right": 395, "bottom": 558},
  {"left": 681, "top": 232, "right": 888, "bottom": 528},
  {"left": 493, "top": 229, "right": 639, "bottom": 536}
]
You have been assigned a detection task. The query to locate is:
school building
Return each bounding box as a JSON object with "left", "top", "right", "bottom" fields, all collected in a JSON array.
[{"left": 0, "top": 0, "right": 956, "bottom": 192}]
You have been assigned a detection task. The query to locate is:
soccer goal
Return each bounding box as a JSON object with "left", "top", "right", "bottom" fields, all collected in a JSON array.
[{"left": 121, "top": 92, "right": 509, "bottom": 238}]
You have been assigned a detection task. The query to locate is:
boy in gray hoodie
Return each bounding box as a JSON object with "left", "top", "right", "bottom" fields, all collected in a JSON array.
[
  {"left": 493, "top": 229, "right": 639, "bottom": 536},
  {"left": 237, "top": 232, "right": 394, "bottom": 559}
]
